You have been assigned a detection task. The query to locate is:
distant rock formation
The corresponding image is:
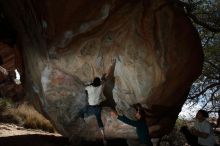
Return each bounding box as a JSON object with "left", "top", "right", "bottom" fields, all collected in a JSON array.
[
  {"left": 0, "top": 0, "right": 203, "bottom": 142},
  {"left": 0, "top": 42, "right": 23, "bottom": 100}
]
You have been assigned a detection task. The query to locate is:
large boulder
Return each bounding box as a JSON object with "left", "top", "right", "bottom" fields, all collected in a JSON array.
[{"left": 0, "top": 0, "right": 203, "bottom": 140}]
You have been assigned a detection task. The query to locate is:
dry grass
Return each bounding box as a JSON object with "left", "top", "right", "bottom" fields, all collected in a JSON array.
[{"left": 0, "top": 99, "right": 55, "bottom": 133}]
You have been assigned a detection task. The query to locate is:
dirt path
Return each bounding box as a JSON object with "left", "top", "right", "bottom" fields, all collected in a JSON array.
[
  {"left": 0, "top": 123, "right": 61, "bottom": 137},
  {"left": 0, "top": 123, "right": 128, "bottom": 146},
  {"left": 0, "top": 123, "right": 70, "bottom": 146}
]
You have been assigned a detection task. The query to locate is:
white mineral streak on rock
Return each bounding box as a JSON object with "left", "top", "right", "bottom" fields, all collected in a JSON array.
[
  {"left": 41, "top": 66, "right": 52, "bottom": 92},
  {"left": 57, "top": 4, "right": 110, "bottom": 49},
  {"left": 42, "top": 20, "right": 47, "bottom": 29},
  {"left": 58, "top": 31, "right": 74, "bottom": 48}
]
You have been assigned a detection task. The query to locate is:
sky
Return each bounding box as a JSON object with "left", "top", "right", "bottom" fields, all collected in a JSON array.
[
  {"left": 178, "top": 103, "right": 202, "bottom": 120},
  {"left": 178, "top": 101, "right": 218, "bottom": 120}
]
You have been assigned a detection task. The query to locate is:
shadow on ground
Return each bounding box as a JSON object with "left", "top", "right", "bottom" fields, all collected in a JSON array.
[{"left": 0, "top": 134, "right": 128, "bottom": 146}]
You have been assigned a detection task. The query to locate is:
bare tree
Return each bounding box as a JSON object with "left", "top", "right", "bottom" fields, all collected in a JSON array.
[{"left": 177, "top": 0, "right": 220, "bottom": 113}]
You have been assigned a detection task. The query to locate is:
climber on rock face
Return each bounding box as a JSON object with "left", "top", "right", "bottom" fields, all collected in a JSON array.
[{"left": 79, "top": 59, "right": 116, "bottom": 145}]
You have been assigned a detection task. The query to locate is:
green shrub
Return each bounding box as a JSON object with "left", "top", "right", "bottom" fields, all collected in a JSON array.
[{"left": 175, "top": 118, "right": 189, "bottom": 129}]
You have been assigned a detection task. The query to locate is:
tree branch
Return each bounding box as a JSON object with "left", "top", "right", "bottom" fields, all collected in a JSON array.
[
  {"left": 205, "top": 60, "right": 220, "bottom": 71},
  {"left": 188, "top": 13, "right": 220, "bottom": 32},
  {"left": 176, "top": 0, "right": 220, "bottom": 33},
  {"left": 188, "top": 83, "right": 220, "bottom": 99}
]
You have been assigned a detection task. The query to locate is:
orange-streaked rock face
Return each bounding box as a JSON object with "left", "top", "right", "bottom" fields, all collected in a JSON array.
[{"left": 0, "top": 0, "right": 203, "bottom": 140}]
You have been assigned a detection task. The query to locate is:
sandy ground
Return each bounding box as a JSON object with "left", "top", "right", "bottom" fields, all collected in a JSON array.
[
  {"left": 0, "top": 123, "right": 128, "bottom": 146},
  {"left": 0, "top": 123, "right": 61, "bottom": 137},
  {"left": 0, "top": 123, "right": 70, "bottom": 146}
]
